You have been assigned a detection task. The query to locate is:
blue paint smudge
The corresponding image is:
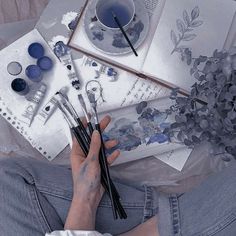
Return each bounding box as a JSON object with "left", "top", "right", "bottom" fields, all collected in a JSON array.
[
  {"left": 53, "top": 41, "right": 70, "bottom": 58},
  {"left": 68, "top": 15, "right": 79, "bottom": 31},
  {"left": 104, "top": 106, "right": 171, "bottom": 153},
  {"left": 147, "top": 133, "right": 169, "bottom": 145}
]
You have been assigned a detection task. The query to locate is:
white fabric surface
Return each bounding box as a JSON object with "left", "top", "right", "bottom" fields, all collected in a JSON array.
[{"left": 46, "top": 230, "right": 111, "bottom": 236}]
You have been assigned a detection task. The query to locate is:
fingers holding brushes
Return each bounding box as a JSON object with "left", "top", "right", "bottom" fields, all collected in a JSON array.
[{"left": 54, "top": 90, "right": 127, "bottom": 220}]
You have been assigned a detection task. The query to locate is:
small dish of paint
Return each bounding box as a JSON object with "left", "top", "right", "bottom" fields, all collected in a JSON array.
[
  {"left": 37, "top": 56, "right": 53, "bottom": 71},
  {"left": 25, "top": 65, "right": 43, "bottom": 82},
  {"left": 7, "top": 61, "right": 22, "bottom": 76},
  {"left": 11, "top": 78, "right": 29, "bottom": 96},
  {"left": 28, "top": 43, "right": 45, "bottom": 59}
]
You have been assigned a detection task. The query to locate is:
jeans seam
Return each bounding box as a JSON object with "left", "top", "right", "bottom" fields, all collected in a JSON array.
[
  {"left": 38, "top": 187, "right": 73, "bottom": 200},
  {"left": 169, "top": 194, "right": 181, "bottom": 236},
  {"left": 28, "top": 185, "right": 52, "bottom": 233},
  {"left": 98, "top": 203, "right": 144, "bottom": 208},
  {"left": 142, "top": 186, "right": 156, "bottom": 222},
  {"left": 193, "top": 212, "right": 236, "bottom": 236},
  {"left": 41, "top": 189, "right": 145, "bottom": 208}
]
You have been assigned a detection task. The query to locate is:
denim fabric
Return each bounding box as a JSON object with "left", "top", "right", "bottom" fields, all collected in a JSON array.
[
  {"left": 0, "top": 157, "right": 158, "bottom": 236},
  {"left": 158, "top": 162, "right": 236, "bottom": 236}
]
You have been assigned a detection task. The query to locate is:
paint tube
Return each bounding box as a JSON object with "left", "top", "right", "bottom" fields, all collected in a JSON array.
[
  {"left": 82, "top": 57, "right": 118, "bottom": 81},
  {"left": 37, "top": 96, "right": 58, "bottom": 125},
  {"left": 53, "top": 41, "right": 81, "bottom": 90},
  {"left": 37, "top": 87, "right": 68, "bottom": 125},
  {"left": 21, "top": 83, "right": 47, "bottom": 126}
]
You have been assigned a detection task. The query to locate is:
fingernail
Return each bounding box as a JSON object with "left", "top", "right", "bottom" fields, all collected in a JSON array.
[
  {"left": 106, "top": 115, "right": 111, "bottom": 121},
  {"left": 93, "top": 130, "right": 100, "bottom": 136}
]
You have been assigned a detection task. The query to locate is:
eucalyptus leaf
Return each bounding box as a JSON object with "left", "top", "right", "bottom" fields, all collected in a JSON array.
[
  {"left": 194, "top": 71, "right": 200, "bottom": 80},
  {"left": 191, "top": 6, "right": 200, "bottom": 20},
  {"left": 222, "top": 155, "right": 232, "bottom": 162},
  {"left": 171, "top": 30, "right": 177, "bottom": 45},
  {"left": 182, "top": 34, "right": 197, "bottom": 41},
  {"left": 183, "top": 10, "right": 190, "bottom": 26},
  {"left": 176, "top": 19, "right": 185, "bottom": 34},
  {"left": 186, "top": 28, "right": 194, "bottom": 32},
  {"left": 200, "top": 119, "right": 209, "bottom": 129},
  {"left": 199, "top": 55, "right": 207, "bottom": 62},
  {"left": 169, "top": 47, "right": 236, "bottom": 162},
  {"left": 228, "top": 111, "right": 236, "bottom": 120},
  {"left": 192, "top": 135, "right": 200, "bottom": 144},
  {"left": 229, "top": 85, "right": 236, "bottom": 95},
  {"left": 191, "top": 20, "right": 203, "bottom": 27},
  {"left": 184, "top": 139, "right": 193, "bottom": 146},
  {"left": 190, "top": 68, "right": 195, "bottom": 75}
]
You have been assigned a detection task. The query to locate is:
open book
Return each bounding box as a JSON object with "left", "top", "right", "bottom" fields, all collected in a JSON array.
[{"left": 69, "top": 0, "right": 236, "bottom": 93}]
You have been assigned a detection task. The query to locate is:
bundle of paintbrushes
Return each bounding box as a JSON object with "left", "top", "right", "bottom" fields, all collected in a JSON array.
[{"left": 55, "top": 91, "right": 127, "bottom": 220}]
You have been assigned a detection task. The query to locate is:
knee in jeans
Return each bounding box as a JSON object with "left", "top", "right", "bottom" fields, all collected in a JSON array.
[
  {"left": 0, "top": 157, "right": 33, "bottom": 184},
  {"left": 0, "top": 157, "right": 18, "bottom": 173}
]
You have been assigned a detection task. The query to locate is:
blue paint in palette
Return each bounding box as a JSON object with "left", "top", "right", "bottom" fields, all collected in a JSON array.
[
  {"left": 28, "top": 43, "right": 45, "bottom": 59},
  {"left": 37, "top": 56, "right": 53, "bottom": 71},
  {"left": 11, "top": 78, "right": 29, "bottom": 96},
  {"left": 25, "top": 65, "right": 43, "bottom": 82}
]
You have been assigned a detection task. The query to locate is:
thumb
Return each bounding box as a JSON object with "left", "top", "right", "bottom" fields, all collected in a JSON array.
[{"left": 88, "top": 130, "right": 101, "bottom": 160}]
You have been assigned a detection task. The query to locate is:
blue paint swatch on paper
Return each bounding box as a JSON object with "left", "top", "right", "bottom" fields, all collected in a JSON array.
[{"left": 104, "top": 105, "right": 171, "bottom": 153}]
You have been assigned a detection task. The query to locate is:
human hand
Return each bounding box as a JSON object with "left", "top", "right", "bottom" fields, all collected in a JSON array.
[{"left": 65, "top": 116, "right": 120, "bottom": 230}]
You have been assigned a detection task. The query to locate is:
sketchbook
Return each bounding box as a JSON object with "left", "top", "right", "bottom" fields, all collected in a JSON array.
[{"left": 69, "top": 0, "right": 236, "bottom": 93}]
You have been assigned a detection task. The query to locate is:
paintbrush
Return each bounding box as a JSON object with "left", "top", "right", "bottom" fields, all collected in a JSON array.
[
  {"left": 112, "top": 11, "right": 138, "bottom": 57},
  {"left": 78, "top": 94, "right": 123, "bottom": 212},
  {"left": 87, "top": 92, "right": 119, "bottom": 219},
  {"left": 55, "top": 93, "right": 90, "bottom": 151},
  {"left": 87, "top": 93, "right": 127, "bottom": 219},
  {"left": 57, "top": 91, "right": 91, "bottom": 144},
  {"left": 56, "top": 99, "right": 88, "bottom": 155},
  {"left": 87, "top": 92, "right": 117, "bottom": 218},
  {"left": 56, "top": 92, "right": 126, "bottom": 219},
  {"left": 78, "top": 94, "right": 94, "bottom": 136}
]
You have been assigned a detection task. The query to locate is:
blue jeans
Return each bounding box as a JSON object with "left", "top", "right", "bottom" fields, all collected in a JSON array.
[{"left": 0, "top": 157, "right": 236, "bottom": 236}]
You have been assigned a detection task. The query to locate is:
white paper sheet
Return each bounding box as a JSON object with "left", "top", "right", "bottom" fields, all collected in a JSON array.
[
  {"left": 155, "top": 148, "right": 193, "bottom": 171},
  {"left": 0, "top": 29, "right": 69, "bottom": 160}
]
